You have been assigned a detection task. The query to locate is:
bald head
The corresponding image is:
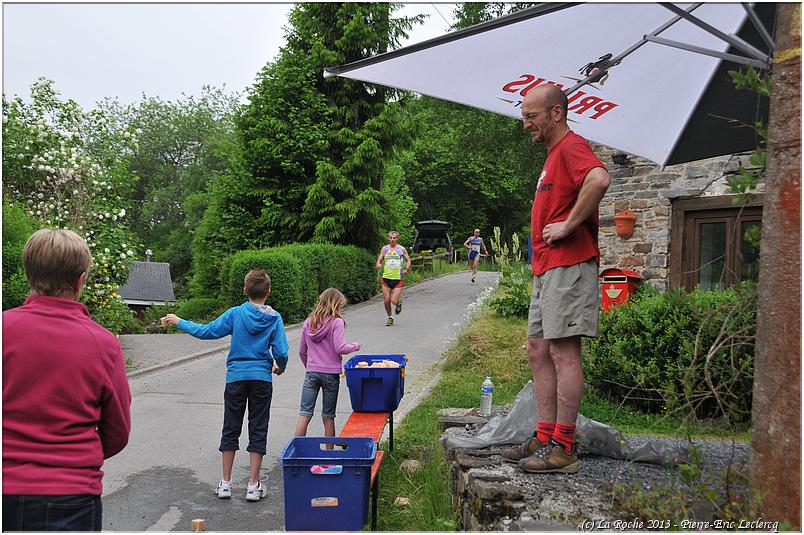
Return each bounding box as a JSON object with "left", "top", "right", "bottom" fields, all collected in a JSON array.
[
  {"left": 521, "top": 84, "right": 571, "bottom": 148},
  {"left": 523, "top": 84, "right": 568, "bottom": 119}
]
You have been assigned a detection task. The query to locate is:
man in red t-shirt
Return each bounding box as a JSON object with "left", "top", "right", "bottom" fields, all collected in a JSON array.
[{"left": 502, "top": 84, "right": 610, "bottom": 474}]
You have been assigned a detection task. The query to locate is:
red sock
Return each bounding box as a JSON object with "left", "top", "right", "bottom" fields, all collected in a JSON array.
[
  {"left": 535, "top": 422, "right": 555, "bottom": 445},
  {"left": 553, "top": 422, "right": 576, "bottom": 453}
]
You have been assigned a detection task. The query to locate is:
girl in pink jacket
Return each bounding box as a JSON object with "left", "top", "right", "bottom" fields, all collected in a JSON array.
[{"left": 294, "top": 288, "right": 361, "bottom": 439}]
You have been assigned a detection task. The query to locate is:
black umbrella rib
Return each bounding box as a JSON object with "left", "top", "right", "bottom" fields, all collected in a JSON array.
[
  {"left": 323, "top": 3, "right": 578, "bottom": 78},
  {"left": 741, "top": 3, "right": 776, "bottom": 53},
  {"left": 644, "top": 35, "right": 769, "bottom": 69},
  {"left": 660, "top": 3, "right": 770, "bottom": 63},
  {"left": 565, "top": 3, "right": 704, "bottom": 95}
]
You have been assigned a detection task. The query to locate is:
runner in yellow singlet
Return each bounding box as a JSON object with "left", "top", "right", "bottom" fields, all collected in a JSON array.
[{"left": 375, "top": 230, "right": 412, "bottom": 327}]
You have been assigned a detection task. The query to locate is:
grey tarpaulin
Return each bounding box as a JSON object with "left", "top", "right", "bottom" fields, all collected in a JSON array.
[{"left": 441, "top": 381, "right": 691, "bottom": 466}]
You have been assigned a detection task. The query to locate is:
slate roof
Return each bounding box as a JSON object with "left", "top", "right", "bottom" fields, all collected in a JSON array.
[{"left": 118, "top": 261, "right": 176, "bottom": 304}]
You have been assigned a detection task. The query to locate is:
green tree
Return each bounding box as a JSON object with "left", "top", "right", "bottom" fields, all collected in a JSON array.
[
  {"left": 401, "top": 96, "right": 544, "bottom": 246},
  {"left": 105, "top": 88, "right": 240, "bottom": 292},
  {"left": 234, "top": 3, "right": 419, "bottom": 250},
  {"left": 190, "top": 139, "right": 268, "bottom": 297},
  {"left": 452, "top": 2, "right": 540, "bottom": 28},
  {"left": 396, "top": 3, "right": 544, "bottom": 246}
]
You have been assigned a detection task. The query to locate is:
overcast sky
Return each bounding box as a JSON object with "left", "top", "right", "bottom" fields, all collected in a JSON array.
[{"left": 2, "top": 3, "right": 457, "bottom": 109}]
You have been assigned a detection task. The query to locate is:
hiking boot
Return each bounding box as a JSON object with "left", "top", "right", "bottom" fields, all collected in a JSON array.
[
  {"left": 501, "top": 435, "right": 551, "bottom": 463},
  {"left": 395, "top": 301, "right": 402, "bottom": 314},
  {"left": 386, "top": 317, "right": 394, "bottom": 327},
  {"left": 215, "top": 480, "right": 232, "bottom": 499},
  {"left": 246, "top": 481, "right": 267, "bottom": 502},
  {"left": 518, "top": 440, "right": 581, "bottom": 474}
]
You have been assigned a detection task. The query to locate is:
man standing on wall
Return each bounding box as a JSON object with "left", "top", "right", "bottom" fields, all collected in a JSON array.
[{"left": 502, "top": 84, "right": 610, "bottom": 474}]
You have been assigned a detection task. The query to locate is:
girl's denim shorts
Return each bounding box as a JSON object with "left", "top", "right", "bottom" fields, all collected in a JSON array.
[{"left": 299, "top": 371, "right": 340, "bottom": 419}]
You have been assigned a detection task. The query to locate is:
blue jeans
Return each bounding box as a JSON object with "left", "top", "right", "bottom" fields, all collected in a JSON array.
[
  {"left": 3, "top": 494, "right": 102, "bottom": 531},
  {"left": 299, "top": 371, "right": 340, "bottom": 419},
  {"left": 220, "top": 380, "right": 273, "bottom": 454}
]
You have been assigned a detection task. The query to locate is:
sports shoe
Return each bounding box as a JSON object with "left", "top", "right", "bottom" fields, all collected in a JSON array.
[
  {"left": 501, "top": 435, "right": 551, "bottom": 463},
  {"left": 386, "top": 317, "right": 394, "bottom": 327},
  {"left": 518, "top": 440, "right": 581, "bottom": 474},
  {"left": 246, "top": 481, "right": 267, "bottom": 502},
  {"left": 395, "top": 301, "right": 402, "bottom": 314},
  {"left": 215, "top": 480, "right": 232, "bottom": 499},
  {"left": 471, "top": 275, "right": 476, "bottom": 283}
]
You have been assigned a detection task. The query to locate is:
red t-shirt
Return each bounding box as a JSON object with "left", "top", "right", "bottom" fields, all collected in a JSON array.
[{"left": 530, "top": 131, "right": 606, "bottom": 276}]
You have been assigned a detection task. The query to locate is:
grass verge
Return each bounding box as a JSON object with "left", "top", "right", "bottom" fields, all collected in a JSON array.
[
  {"left": 404, "top": 257, "right": 469, "bottom": 285},
  {"left": 374, "top": 306, "right": 747, "bottom": 531}
]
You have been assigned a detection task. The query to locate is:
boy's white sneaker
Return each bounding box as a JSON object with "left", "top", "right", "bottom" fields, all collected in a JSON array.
[
  {"left": 215, "top": 480, "right": 232, "bottom": 499},
  {"left": 246, "top": 481, "right": 267, "bottom": 502}
]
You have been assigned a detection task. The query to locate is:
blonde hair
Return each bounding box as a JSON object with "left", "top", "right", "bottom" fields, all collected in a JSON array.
[
  {"left": 308, "top": 288, "right": 347, "bottom": 331},
  {"left": 23, "top": 228, "right": 92, "bottom": 297},
  {"left": 244, "top": 269, "right": 271, "bottom": 299}
]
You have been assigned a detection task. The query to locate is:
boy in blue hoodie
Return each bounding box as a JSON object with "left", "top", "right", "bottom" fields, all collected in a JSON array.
[{"left": 162, "top": 269, "right": 288, "bottom": 502}]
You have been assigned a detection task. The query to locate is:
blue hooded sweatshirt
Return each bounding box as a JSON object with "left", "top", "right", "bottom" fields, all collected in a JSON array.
[{"left": 177, "top": 302, "right": 289, "bottom": 383}]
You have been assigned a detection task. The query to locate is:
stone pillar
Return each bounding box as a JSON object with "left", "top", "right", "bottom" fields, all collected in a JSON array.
[{"left": 751, "top": 3, "right": 801, "bottom": 529}]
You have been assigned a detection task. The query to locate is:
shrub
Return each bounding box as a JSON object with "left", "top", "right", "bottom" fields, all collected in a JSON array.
[
  {"left": 2, "top": 198, "right": 39, "bottom": 310},
  {"left": 282, "top": 243, "right": 377, "bottom": 303},
  {"left": 585, "top": 284, "right": 756, "bottom": 424},
  {"left": 325, "top": 245, "right": 377, "bottom": 303},
  {"left": 260, "top": 243, "right": 376, "bottom": 306},
  {"left": 214, "top": 244, "right": 377, "bottom": 325},
  {"left": 488, "top": 227, "right": 530, "bottom": 318},
  {"left": 488, "top": 262, "right": 530, "bottom": 317},
  {"left": 221, "top": 249, "right": 306, "bottom": 324},
  {"left": 273, "top": 244, "right": 327, "bottom": 313},
  {"left": 91, "top": 298, "right": 138, "bottom": 336},
  {"left": 176, "top": 297, "right": 221, "bottom": 322}
]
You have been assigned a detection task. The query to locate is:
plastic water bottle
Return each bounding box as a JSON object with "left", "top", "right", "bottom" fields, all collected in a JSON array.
[{"left": 479, "top": 376, "right": 494, "bottom": 417}]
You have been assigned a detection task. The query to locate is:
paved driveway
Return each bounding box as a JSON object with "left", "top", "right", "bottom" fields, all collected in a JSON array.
[{"left": 102, "top": 270, "right": 497, "bottom": 531}]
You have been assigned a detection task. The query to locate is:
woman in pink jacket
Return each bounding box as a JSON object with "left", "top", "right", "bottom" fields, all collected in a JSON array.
[{"left": 294, "top": 288, "right": 360, "bottom": 439}]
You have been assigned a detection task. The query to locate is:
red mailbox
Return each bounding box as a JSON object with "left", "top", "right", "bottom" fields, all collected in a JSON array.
[{"left": 599, "top": 268, "right": 642, "bottom": 311}]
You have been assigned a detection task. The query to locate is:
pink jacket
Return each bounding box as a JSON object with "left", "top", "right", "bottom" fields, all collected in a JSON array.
[
  {"left": 3, "top": 295, "right": 131, "bottom": 495},
  {"left": 299, "top": 317, "right": 360, "bottom": 374}
]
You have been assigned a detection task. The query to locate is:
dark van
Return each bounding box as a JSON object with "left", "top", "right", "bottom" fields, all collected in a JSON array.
[{"left": 412, "top": 220, "right": 453, "bottom": 260}]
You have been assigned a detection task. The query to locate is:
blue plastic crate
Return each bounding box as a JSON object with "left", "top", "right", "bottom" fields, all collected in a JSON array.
[
  {"left": 343, "top": 354, "right": 407, "bottom": 412},
  {"left": 281, "top": 436, "right": 377, "bottom": 531}
]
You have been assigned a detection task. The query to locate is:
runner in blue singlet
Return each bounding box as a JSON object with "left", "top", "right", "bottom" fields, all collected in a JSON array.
[{"left": 463, "top": 228, "right": 488, "bottom": 283}]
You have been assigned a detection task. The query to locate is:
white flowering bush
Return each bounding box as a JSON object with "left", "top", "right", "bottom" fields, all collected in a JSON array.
[{"left": 3, "top": 79, "right": 141, "bottom": 332}]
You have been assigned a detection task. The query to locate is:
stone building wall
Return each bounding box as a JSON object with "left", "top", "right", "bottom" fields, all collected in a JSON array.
[{"left": 590, "top": 145, "right": 765, "bottom": 290}]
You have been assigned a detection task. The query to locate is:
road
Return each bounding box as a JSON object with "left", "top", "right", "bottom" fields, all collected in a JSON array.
[{"left": 102, "top": 270, "right": 497, "bottom": 531}]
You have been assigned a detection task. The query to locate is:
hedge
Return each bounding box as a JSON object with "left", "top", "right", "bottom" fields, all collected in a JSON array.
[
  {"left": 217, "top": 244, "right": 378, "bottom": 324},
  {"left": 221, "top": 249, "right": 307, "bottom": 324},
  {"left": 584, "top": 284, "right": 756, "bottom": 424},
  {"left": 176, "top": 297, "right": 222, "bottom": 322}
]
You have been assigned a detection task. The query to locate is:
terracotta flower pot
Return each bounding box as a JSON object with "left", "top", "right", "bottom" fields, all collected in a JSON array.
[{"left": 613, "top": 210, "right": 637, "bottom": 240}]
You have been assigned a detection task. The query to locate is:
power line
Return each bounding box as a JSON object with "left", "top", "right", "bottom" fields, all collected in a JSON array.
[{"left": 431, "top": 4, "right": 451, "bottom": 27}]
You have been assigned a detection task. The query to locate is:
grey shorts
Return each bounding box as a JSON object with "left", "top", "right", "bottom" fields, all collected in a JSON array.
[{"left": 527, "top": 259, "right": 600, "bottom": 339}]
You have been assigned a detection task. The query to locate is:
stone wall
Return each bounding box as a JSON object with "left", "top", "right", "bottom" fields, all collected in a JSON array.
[{"left": 591, "top": 145, "right": 765, "bottom": 290}]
